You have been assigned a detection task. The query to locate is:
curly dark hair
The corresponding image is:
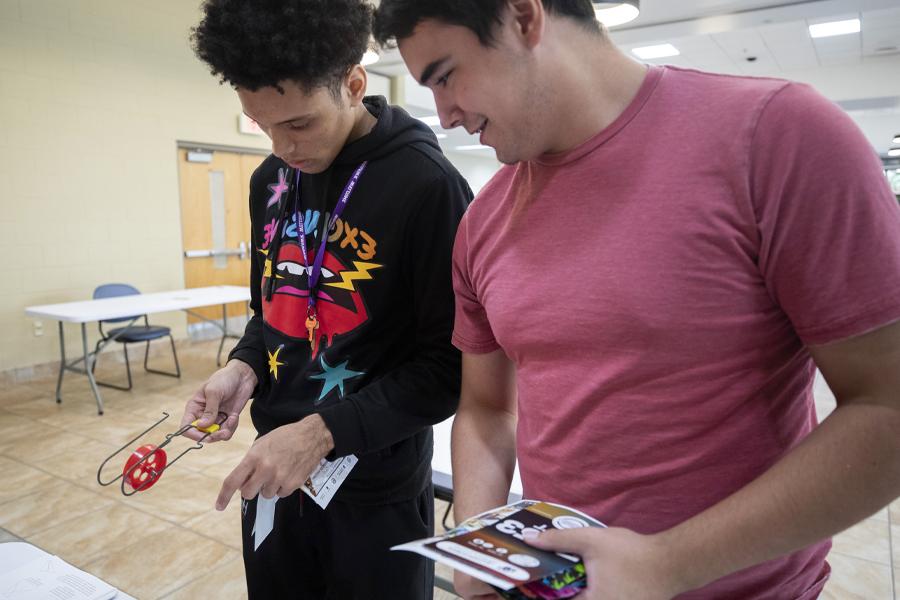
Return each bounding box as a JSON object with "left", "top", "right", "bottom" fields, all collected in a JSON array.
[
  {"left": 192, "top": 0, "right": 374, "bottom": 94},
  {"left": 374, "top": 0, "right": 599, "bottom": 47}
]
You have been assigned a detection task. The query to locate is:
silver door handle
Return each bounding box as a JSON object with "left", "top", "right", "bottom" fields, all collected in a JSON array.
[{"left": 184, "top": 244, "right": 247, "bottom": 259}]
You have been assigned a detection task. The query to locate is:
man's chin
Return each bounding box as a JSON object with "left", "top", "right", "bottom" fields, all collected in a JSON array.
[
  {"left": 288, "top": 159, "right": 329, "bottom": 174},
  {"left": 495, "top": 148, "right": 524, "bottom": 165}
]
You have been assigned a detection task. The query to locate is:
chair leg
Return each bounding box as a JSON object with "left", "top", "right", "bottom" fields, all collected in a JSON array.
[
  {"left": 144, "top": 335, "right": 181, "bottom": 379},
  {"left": 124, "top": 344, "right": 133, "bottom": 388},
  {"left": 93, "top": 342, "right": 134, "bottom": 392},
  {"left": 441, "top": 501, "right": 454, "bottom": 532}
]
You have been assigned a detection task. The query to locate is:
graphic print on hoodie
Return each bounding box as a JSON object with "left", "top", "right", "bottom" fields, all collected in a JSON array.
[
  {"left": 229, "top": 96, "right": 472, "bottom": 505},
  {"left": 260, "top": 169, "right": 383, "bottom": 363}
]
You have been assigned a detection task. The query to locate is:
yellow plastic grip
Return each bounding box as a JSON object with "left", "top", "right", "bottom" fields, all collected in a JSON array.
[{"left": 191, "top": 419, "right": 221, "bottom": 434}]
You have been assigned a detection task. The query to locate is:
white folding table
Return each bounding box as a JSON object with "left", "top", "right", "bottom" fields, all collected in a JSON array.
[
  {"left": 25, "top": 285, "right": 251, "bottom": 415},
  {"left": 0, "top": 541, "right": 137, "bottom": 599}
]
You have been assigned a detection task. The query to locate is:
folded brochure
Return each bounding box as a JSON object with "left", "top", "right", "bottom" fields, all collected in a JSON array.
[{"left": 393, "top": 499, "right": 605, "bottom": 599}]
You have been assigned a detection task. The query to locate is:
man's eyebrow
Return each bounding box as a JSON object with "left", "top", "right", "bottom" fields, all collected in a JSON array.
[
  {"left": 276, "top": 113, "right": 314, "bottom": 126},
  {"left": 242, "top": 111, "right": 313, "bottom": 126},
  {"left": 419, "top": 56, "right": 450, "bottom": 85}
]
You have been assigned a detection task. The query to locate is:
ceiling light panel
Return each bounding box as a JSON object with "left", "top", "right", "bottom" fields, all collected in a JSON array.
[
  {"left": 631, "top": 43, "right": 680, "bottom": 60},
  {"left": 809, "top": 18, "right": 861, "bottom": 38},
  {"left": 594, "top": 2, "right": 640, "bottom": 28}
]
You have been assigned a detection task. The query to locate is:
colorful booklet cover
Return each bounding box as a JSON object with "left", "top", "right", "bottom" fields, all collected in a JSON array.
[{"left": 393, "top": 500, "right": 605, "bottom": 599}]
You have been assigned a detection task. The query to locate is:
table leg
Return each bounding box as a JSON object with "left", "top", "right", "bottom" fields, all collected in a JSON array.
[
  {"left": 54, "top": 321, "right": 66, "bottom": 403},
  {"left": 81, "top": 322, "right": 104, "bottom": 415},
  {"left": 216, "top": 303, "right": 227, "bottom": 367}
]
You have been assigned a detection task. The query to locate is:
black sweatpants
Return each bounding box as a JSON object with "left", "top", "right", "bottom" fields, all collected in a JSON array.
[{"left": 241, "top": 483, "right": 435, "bottom": 599}]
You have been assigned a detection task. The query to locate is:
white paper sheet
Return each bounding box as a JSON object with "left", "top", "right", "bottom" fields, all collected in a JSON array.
[
  {"left": 252, "top": 495, "right": 278, "bottom": 551},
  {"left": 0, "top": 555, "right": 118, "bottom": 600}
]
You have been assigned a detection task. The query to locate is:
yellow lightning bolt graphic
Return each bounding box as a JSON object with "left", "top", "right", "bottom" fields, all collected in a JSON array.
[
  {"left": 258, "top": 248, "right": 273, "bottom": 279},
  {"left": 267, "top": 345, "right": 286, "bottom": 380},
  {"left": 324, "top": 261, "right": 383, "bottom": 291},
  {"left": 259, "top": 248, "right": 287, "bottom": 279}
]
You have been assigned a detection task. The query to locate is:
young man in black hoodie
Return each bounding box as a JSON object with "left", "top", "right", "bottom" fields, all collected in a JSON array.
[{"left": 180, "top": 1, "right": 471, "bottom": 597}]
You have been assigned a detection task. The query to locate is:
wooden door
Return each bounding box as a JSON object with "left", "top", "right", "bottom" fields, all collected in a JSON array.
[{"left": 177, "top": 148, "right": 266, "bottom": 323}]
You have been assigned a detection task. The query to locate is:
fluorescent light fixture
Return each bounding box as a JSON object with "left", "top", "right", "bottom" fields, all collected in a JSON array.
[
  {"left": 632, "top": 44, "right": 680, "bottom": 60},
  {"left": 808, "top": 18, "right": 860, "bottom": 39},
  {"left": 456, "top": 145, "right": 491, "bottom": 151},
  {"left": 889, "top": 148, "right": 900, "bottom": 157},
  {"left": 435, "top": 133, "right": 448, "bottom": 139},
  {"left": 417, "top": 115, "right": 441, "bottom": 127},
  {"left": 593, "top": 1, "right": 640, "bottom": 28},
  {"left": 893, "top": 134, "right": 900, "bottom": 145},
  {"left": 361, "top": 50, "right": 380, "bottom": 66}
]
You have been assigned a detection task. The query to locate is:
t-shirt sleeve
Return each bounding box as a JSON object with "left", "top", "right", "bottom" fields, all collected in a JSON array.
[
  {"left": 751, "top": 82, "right": 900, "bottom": 346},
  {"left": 451, "top": 210, "right": 501, "bottom": 353}
]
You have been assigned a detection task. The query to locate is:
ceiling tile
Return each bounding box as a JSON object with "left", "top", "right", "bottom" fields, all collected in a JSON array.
[
  {"left": 711, "top": 28, "right": 779, "bottom": 74},
  {"left": 862, "top": 24, "right": 900, "bottom": 56},
  {"left": 861, "top": 6, "right": 900, "bottom": 29},
  {"left": 757, "top": 21, "right": 819, "bottom": 71}
]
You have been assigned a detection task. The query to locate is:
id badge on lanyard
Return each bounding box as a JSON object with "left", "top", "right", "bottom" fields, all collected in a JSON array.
[{"left": 293, "top": 162, "right": 368, "bottom": 352}]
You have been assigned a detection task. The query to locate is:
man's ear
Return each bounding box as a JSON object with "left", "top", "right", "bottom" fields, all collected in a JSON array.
[
  {"left": 345, "top": 64, "right": 368, "bottom": 106},
  {"left": 507, "top": 0, "right": 545, "bottom": 49}
]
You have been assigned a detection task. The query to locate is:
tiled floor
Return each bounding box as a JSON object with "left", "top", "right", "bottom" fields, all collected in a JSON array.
[{"left": 0, "top": 340, "right": 897, "bottom": 599}]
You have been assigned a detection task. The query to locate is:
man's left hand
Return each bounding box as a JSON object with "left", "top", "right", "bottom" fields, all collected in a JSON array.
[
  {"left": 524, "top": 526, "right": 685, "bottom": 600},
  {"left": 215, "top": 414, "right": 335, "bottom": 510}
]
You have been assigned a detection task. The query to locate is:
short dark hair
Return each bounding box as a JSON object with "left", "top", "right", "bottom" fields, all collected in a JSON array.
[
  {"left": 374, "top": 0, "right": 599, "bottom": 47},
  {"left": 192, "top": 0, "right": 374, "bottom": 94}
]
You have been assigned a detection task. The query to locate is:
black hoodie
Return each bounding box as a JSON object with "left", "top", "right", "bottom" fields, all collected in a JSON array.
[{"left": 229, "top": 96, "right": 472, "bottom": 504}]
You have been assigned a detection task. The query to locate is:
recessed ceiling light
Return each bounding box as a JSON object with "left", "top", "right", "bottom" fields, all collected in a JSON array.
[
  {"left": 435, "top": 133, "right": 448, "bottom": 139},
  {"left": 893, "top": 134, "right": 900, "bottom": 145},
  {"left": 632, "top": 44, "right": 680, "bottom": 60},
  {"left": 889, "top": 148, "right": 900, "bottom": 157},
  {"left": 808, "top": 18, "right": 861, "bottom": 39},
  {"left": 593, "top": 1, "right": 640, "bottom": 28},
  {"left": 361, "top": 50, "right": 380, "bottom": 66},
  {"left": 417, "top": 116, "right": 441, "bottom": 127},
  {"left": 456, "top": 145, "right": 491, "bottom": 151}
]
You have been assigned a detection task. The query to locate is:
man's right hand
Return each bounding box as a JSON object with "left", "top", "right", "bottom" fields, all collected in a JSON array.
[
  {"left": 453, "top": 572, "right": 501, "bottom": 600},
  {"left": 180, "top": 359, "right": 258, "bottom": 442}
]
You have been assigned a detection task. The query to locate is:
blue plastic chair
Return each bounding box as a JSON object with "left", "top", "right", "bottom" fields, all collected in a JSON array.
[{"left": 92, "top": 284, "right": 181, "bottom": 391}]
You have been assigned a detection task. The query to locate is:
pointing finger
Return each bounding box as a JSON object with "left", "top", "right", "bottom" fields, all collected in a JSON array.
[{"left": 216, "top": 458, "right": 254, "bottom": 511}]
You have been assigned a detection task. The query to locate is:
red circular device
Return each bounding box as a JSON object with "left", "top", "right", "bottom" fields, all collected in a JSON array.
[{"left": 122, "top": 444, "right": 168, "bottom": 491}]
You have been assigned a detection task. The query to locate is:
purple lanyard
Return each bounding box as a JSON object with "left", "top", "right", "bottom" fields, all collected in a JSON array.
[{"left": 293, "top": 162, "right": 368, "bottom": 316}]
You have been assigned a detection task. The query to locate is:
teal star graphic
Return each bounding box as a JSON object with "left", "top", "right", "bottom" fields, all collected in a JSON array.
[{"left": 309, "top": 354, "right": 364, "bottom": 403}]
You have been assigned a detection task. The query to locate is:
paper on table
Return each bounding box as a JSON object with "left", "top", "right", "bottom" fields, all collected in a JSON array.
[
  {"left": 302, "top": 454, "right": 358, "bottom": 509},
  {"left": 0, "top": 554, "right": 118, "bottom": 600}
]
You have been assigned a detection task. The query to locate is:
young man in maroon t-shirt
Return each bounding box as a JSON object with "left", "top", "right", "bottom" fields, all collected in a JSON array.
[{"left": 375, "top": 1, "right": 900, "bottom": 599}]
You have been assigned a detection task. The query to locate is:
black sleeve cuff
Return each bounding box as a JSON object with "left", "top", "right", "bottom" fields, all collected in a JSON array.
[
  {"left": 227, "top": 347, "right": 269, "bottom": 399},
  {"left": 316, "top": 397, "right": 367, "bottom": 459}
]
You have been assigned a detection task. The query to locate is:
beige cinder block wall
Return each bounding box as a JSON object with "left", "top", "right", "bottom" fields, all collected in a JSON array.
[{"left": 0, "top": 0, "right": 277, "bottom": 373}]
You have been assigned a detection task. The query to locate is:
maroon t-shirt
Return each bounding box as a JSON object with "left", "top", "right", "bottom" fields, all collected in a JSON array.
[{"left": 451, "top": 66, "right": 900, "bottom": 599}]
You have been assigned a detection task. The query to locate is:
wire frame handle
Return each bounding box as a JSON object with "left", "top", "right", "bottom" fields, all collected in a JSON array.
[{"left": 97, "top": 411, "right": 227, "bottom": 496}]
